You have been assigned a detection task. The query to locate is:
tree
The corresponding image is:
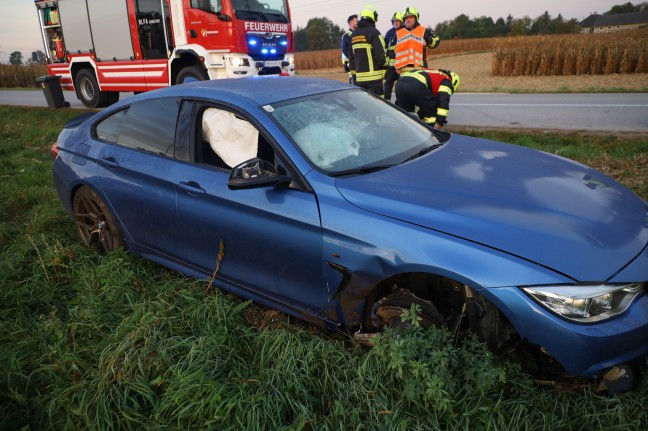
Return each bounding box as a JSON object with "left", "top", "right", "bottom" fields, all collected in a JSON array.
[
  {"left": 9, "top": 51, "right": 23, "bottom": 65},
  {"left": 607, "top": 2, "right": 638, "bottom": 13},
  {"left": 509, "top": 16, "right": 532, "bottom": 36},
  {"left": 531, "top": 11, "right": 554, "bottom": 35},
  {"left": 494, "top": 17, "right": 510, "bottom": 36},
  {"left": 30, "top": 50, "right": 46, "bottom": 64},
  {"left": 293, "top": 17, "right": 343, "bottom": 52}
]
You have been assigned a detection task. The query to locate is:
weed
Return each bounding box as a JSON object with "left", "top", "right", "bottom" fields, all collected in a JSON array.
[{"left": 0, "top": 106, "right": 647, "bottom": 429}]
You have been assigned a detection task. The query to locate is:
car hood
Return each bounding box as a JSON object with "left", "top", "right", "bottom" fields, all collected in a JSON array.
[{"left": 335, "top": 135, "right": 648, "bottom": 282}]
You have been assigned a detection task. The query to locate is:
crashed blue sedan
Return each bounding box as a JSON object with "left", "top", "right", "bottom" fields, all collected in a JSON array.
[{"left": 51, "top": 77, "right": 648, "bottom": 384}]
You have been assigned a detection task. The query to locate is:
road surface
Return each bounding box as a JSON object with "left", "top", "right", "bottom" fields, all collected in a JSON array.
[{"left": 1, "top": 89, "right": 647, "bottom": 133}]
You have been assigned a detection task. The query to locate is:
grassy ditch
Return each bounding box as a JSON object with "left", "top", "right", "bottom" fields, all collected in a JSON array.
[{"left": 1, "top": 106, "right": 647, "bottom": 430}]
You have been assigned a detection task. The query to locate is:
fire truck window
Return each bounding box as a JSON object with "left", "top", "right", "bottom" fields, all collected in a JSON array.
[
  {"left": 136, "top": 0, "right": 168, "bottom": 59},
  {"left": 192, "top": 0, "right": 221, "bottom": 12},
  {"left": 113, "top": 98, "right": 181, "bottom": 157}
]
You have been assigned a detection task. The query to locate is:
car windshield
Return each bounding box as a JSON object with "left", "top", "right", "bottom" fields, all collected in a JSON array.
[{"left": 268, "top": 89, "right": 440, "bottom": 174}]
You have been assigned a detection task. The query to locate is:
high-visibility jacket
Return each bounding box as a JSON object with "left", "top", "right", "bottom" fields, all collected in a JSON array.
[
  {"left": 348, "top": 19, "right": 386, "bottom": 84},
  {"left": 394, "top": 23, "right": 440, "bottom": 72},
  {"left": 400, "top": 69, "right": 453, "bottom": 125}
]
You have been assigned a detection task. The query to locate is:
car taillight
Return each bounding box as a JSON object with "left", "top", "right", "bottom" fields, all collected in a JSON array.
[{"left": 51, "top": 142, "right": 59, "bottom": 160}]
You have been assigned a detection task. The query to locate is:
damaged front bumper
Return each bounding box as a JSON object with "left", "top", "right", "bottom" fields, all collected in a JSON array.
[{"left": 483, "top": 286, "right": 648, "bottom": 377}]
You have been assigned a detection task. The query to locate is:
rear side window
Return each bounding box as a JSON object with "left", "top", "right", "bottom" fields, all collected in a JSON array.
[
  {"left": 94, "top": 98, "right": 181, "bottom": 157},
  {"left": 96, "top": 108, "right": 128, "bottom": 143}
]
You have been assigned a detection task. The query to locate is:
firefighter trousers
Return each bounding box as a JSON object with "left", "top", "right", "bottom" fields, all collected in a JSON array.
[
  {"left": 395, "top": 77, "right": 437, "bottom": 123},
  {"left": 383, "top": 66, "right": 399, "bottom": 101}
]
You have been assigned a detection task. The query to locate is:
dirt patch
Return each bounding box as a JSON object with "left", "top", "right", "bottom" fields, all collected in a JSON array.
[{"left": 297, "top": 52, "right": 648, "bottom": 93}]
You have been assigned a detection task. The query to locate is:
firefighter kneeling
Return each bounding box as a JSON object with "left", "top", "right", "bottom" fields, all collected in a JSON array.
[{"left": 395, "top": 69, "right": 460, "bottom": 130}]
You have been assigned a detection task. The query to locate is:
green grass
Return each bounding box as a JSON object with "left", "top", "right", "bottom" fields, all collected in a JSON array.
[{"left": 1, "top": 106, "right": 647, "bottom": 430}]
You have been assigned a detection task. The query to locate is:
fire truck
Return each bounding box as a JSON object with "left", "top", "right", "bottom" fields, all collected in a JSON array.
[{"left": 34, "top": 0, "right": 295, "bottom": 108}]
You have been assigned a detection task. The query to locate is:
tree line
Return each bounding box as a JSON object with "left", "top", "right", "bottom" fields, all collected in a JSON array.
[
  {"left": 6, "top": 2, "right": 647, "bottom": 62},
  {"left": 292, "top": 2, "right": 648, "bottom": 52}
]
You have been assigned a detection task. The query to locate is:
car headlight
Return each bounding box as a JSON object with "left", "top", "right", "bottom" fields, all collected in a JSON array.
[{"left": 522, "top": 283, "right": 644, "bottom": 323}]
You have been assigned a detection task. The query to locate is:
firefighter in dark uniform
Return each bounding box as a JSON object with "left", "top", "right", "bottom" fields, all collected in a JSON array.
[
  {"left": 341, "top": 14, "right": 358, "bottom": 84},
  {"left": 383, "top": 12, "right": 403, "bottom": 101},
  {"left": 348, "top": 5, "right": 386, "bottom": 96},
  {"left": 394, "top": 6, "right": 440, "bottom": 73},
  {"left": 395, "top": 69, "right": 460, "bottom": 130}
]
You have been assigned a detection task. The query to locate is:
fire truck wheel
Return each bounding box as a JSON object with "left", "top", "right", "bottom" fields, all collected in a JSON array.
[
  {"left": 75, "top": 69, "right": 111, "bottom": 108},
  {"left": 177, "top": 66, "right": 209, "bottom": 84}
]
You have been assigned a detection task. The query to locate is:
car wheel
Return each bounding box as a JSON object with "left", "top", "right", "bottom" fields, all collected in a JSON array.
[
  {"left": 72, "top": 186, "right": 123, "bottom": 253},
  {"left": 370, "top": 289, "right": 445, "bottom": 330},
  {"left": 176, "top": 66, "right": 209, "bottom": 84},
  {"left": 75, "top": 69, "right": 111, "bottom": 108}
]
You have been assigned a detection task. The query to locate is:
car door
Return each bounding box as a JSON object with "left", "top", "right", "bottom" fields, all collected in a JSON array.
[
  {"left": 174, "top": 102, "right": 326, "bottom": 311},
  {"left": 95, "top": 97, "right": 182, "bottom": 253}
]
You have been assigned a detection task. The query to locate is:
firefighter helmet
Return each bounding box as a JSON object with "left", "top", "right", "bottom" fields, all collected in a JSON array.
[
  {"left": 402, "top": 6, "right": 419, "bottom": 22},
  {"left": 391, "top": 12, "right": 403, "bottom": 23},
  {"left": 360, "top": 4, "right": 378, "bottom": 22},
  {"left": 450, "top": 71, "right": 460, "bottom": 92}
]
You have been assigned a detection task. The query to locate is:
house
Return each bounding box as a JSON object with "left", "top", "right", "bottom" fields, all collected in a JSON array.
[{"left": 579, "top": 11, "right": 648, "bottom": 33}]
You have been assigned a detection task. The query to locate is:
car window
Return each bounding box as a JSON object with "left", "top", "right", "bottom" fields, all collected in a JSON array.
[
  {"left": 96, "top": 97, "right": 180, "bottom": 157},
  {"left": 95, "top": 108, "right": 128, "bottom": 143},
  {"left": 268, "top": 89, "right": 438, "bottom": 173}
]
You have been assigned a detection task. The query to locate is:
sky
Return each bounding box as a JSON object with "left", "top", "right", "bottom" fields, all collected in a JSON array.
[{"left": 0, "top": 0, "right": 624, "bottom": 63}]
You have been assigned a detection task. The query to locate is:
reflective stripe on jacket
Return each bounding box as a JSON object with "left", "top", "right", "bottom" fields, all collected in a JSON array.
[{"left": 394, "top": 25, "right": 426, "bottom": 71}]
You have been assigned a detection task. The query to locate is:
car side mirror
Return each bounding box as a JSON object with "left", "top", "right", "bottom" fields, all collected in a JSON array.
[{"left": 228, "top": 158, "right": 291, "bottom": 190}]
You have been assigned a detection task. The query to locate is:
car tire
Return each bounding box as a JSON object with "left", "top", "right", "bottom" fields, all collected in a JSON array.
[
  {"left": 72, "top": 186, "right": 123, "bottom": 253},
  {"left": 176, "top": 66, "right": 209, "bottom": 84},
  {"left": 75, "top": 69, "right": 112, "bottom": 108}
]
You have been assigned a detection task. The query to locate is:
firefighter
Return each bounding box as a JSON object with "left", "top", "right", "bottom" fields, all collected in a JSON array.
[
  {"left": 394, "top": 6, "right": 440, "bottom": 73},
  {"left": 348, "top": 5, "right": 386, "bottom": 96},
  {"left": 395, "top": 69, "right": 460, "bottom": 130},
  {"left": 383, "top": 12, "right": 403, "bottom": 101},
  {"left": 341, "top": 14, "right": 359, "bottom": 84}
]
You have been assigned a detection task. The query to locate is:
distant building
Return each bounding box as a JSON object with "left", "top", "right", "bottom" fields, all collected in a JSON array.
[{"left": 579, "top": 11, "right": 648, "bottom": 33}]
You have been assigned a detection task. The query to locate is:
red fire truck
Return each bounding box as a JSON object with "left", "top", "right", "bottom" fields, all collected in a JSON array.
[{"left": 34, "top": 0, "right": 295, "bottom": 108}]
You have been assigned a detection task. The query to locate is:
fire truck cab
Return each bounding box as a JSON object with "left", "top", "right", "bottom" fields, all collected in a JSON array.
[{"left": 34, "top": 0, "right": 295, "bottom": 108}]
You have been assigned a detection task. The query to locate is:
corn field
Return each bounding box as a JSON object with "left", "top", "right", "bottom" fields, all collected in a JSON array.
[
  {"left": 0, "top": 64, "right": 47, "bottom": 88},
  {"left": 295, "top": 37, "right": 499, "bottom": 70},
  {"left": 492, "top": 29, "right": 648, "bottom": 76},
  {"left": 2, "top": 30, "right": 645, "bottom": 87}
]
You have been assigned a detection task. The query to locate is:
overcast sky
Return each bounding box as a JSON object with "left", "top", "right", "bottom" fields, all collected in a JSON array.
[{"left": 0, "top": 0, "right": 622, "bottom": 63}]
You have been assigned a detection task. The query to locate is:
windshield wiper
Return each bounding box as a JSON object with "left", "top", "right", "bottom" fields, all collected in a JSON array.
[
  {"left": 329, "top": 164, "right": 395, "bottom": 177},
  {"left": 402, "top": 143, "right": 444, "bottom": 163}
]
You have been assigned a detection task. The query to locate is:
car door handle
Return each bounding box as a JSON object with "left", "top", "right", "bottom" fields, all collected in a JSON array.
[
  {"left": 177, "top": 181, "right": 206, "bottom": 195},
  {"left": 98, "top": 157, "right": 120, "bottom": 169}
]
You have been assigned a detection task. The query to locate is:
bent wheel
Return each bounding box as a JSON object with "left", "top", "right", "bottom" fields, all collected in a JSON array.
[{"left": 72, "top": 186, "right": 123, "bottom": 253}]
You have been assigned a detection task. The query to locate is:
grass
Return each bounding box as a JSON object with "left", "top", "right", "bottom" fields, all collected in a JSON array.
[{"left": 1, "top": 106, "right": 647, "bottom": 430}]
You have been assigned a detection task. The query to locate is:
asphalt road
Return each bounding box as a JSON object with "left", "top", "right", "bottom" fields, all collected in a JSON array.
[{"left": 1, "top": 89, "right": 647, "bottom": 133}]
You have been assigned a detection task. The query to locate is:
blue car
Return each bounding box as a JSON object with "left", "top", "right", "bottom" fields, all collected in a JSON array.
[{"left": 51, "top": 77, "right": 648, "bottom": 383}]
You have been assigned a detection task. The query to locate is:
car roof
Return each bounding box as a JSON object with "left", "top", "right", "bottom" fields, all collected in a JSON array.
[{"left": 136, "top": 76, "right": 354, "bottom": 107}]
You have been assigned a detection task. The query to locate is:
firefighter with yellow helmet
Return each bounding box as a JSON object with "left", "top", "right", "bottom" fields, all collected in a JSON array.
[
  {"left": 348, "top": 4, "right": 386, "bottom": 96},
  {"left": 395, "top": 68, "right": 460, "bottom": 130},
  {"left": 394, "top": 6, "right": 440, "bottom": 73}
]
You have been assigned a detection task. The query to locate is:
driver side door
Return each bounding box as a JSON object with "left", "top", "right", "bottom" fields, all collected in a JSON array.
[{"left": 174, "top": 101, "right": 326, "bottom": 311}]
